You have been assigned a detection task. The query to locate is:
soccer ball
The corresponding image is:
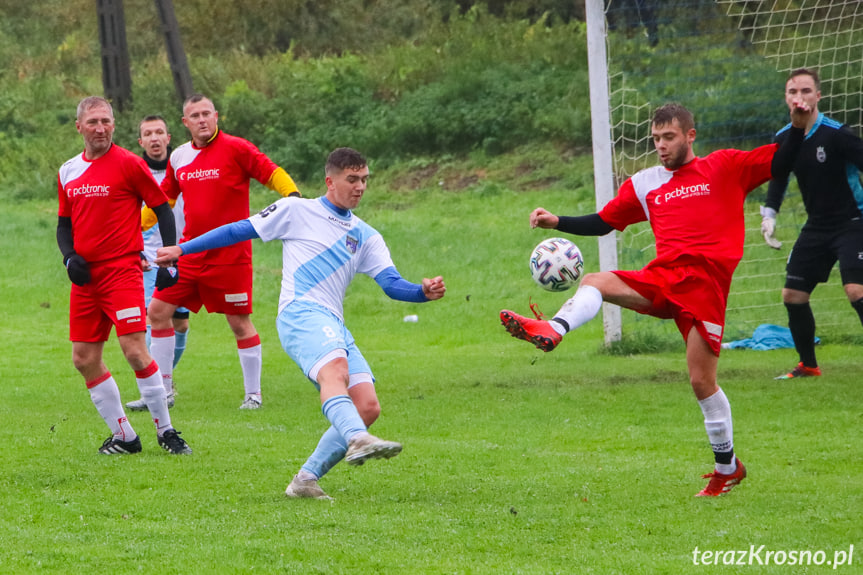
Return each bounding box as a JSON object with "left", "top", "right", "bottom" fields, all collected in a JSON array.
[{"left": 529, "top": 237, "right": 584, "bottom": 292}]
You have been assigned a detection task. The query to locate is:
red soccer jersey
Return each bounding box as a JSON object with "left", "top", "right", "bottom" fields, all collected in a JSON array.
[
  {"left": 599, "top": 144, "right": 778, "bottom": 272},
  {"left": 161, "top": 130, "right": 278, "bottom": 265},
  {"left": 57, "top": 144, "right": 168, "bottom": 264}
]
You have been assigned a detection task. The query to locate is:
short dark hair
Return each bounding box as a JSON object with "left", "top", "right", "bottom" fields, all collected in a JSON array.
[
  {"left": 326, "top": 147, "right": 368, "bottom": 175},
  {"left": 652, "top": 103, "right": 694, "bottom": 133},
  {"left": 787, "top": 67, "right": 820, "bottom": 91},
  {"left": 183, "top": 93, "right": 211, "bottom": 107},
  {"left": 182, "top": 93, "right": 215, "bottom": 117},
  {"left": 138, "top": 114, "right": 169, "bottom": 137}
]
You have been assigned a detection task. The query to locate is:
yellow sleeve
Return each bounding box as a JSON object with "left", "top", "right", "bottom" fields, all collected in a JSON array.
[
  {"left": 141, "top": 198, "right": 177, "bottom": 231},
  {"left": 266, "top": 167, "right": 301, "bottom": 198}
]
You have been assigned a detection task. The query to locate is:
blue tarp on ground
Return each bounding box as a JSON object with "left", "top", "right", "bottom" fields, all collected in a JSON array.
[{"left": 721, "top": 324, "right": 820, "bottom": 351}]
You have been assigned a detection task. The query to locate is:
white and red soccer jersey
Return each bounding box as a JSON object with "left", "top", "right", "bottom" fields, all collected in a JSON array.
[
  {"left": 161, "top": 131, "right": 278, "bottom": 266},
  {"left": 600, "top": 144, "right": 778, "bottom": 353},
  {"left": 600, "top": 144, "right": 778, "bottom": 271},
  {"left": 58, "top": 144, "right": 168, "bottom": 264}
]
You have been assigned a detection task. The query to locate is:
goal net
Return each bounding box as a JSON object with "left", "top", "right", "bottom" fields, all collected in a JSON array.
[{"left": 598, "top": 0, "right": 863, "bottom": 347}]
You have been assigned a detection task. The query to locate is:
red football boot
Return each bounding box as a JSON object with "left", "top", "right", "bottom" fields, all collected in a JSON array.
[{"left": 500, "top": 309, "right": 562, "bottom": 352}]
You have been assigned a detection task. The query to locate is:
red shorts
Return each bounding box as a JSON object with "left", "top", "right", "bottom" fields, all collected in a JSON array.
[
  {"left": 69, "top": 254, "right": 147, "bottom": 342},
  {"left": 151, "top": 261, "right": 254, "bottom": 315},
  {"left": 613, "top": 261, "right": 731, "bottom": 355}
]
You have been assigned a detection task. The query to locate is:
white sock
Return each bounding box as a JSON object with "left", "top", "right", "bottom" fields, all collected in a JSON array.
[
  {"left": 135, "top": 361, "right": 172, "bottom": 434},
  {"left": 88, "top": 373, "right": 136, "bottom": 441},
  {"left": 698, "top": 388, "right": 736, "bottom": 474},
  {"left": 552, "top": 285, "right": 603, "bottom": 334},
  {"left": 237, "top": 336, "right": 262, "bottom": 397},
  {"left": 150, "top": 328, "right": 176, "bottom": 394}
]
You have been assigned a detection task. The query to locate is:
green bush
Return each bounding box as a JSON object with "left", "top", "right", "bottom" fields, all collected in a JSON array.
[
  {"left": 2, "top": 2, "right": 820, "bottom": 199},
  {"left": 1, "top": 5, "right": 596, "bottom": 192},
  {"left": 234, "top": 11, "right": 591, "bottom": 179}
]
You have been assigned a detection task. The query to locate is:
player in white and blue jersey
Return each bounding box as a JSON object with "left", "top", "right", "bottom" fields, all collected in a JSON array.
[
  {"left": 126, "top": 115, "right": 191, "bottom": 411},
  {"left": 155, "top": 148, "right": 446, "bottom": 498}
]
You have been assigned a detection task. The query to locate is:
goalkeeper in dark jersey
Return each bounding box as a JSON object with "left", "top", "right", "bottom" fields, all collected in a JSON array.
[{"left": 761, "top": 68, "right": 863, "bottom": 379}]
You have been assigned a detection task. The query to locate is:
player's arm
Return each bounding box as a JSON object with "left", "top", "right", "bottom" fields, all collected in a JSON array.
[
  {"left": 266, "top": 167, "right": 301, "bottom": 198},
  {"left": 531, "top": 204, "right": 619, "bottom": 236},
  {"left": 155, "top": 219, "right": 260, "bottom": 265},
  {"left": 151, "top": 202, "right": 177, "bottom": 247},
  {"left": 761, "top": 126, "right": 805, "bottom": 250},
  {"left": 56, "top": 216, "right": 74, "bottom": 261},
  {"left": 373, "top": 267, "right": 446, "bottom": 302},
  {"left": 761, "top": 130, "right": 790, "bottom": 250},
  {"left": 770, "top": 95, "right": 810, "bottom": 180},
  {"left": 56, "top": 216, "right": 91, "bottom": 286},
  {"left": 141, "top": 198, "right": 177, "bottom": 231},
  {"left": 769, "top": 126, "right": 804, "bottom": 182},
  {"left": 839, "top": 125, "right": 863, "bottom": 172},
  {"left": 555, "top": 214, "right": 614, "bottom": 236},
  {"left": 763, "top": 170, "right": 789, "bottom": 215},
  {"left": 760, "top": 177, "right": 787, "bottom": 250},
  {"left": 149, "top": 202, "right": 181, "bottom": 288}
]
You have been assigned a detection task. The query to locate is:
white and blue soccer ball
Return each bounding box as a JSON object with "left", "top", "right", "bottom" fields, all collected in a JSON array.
[{"left": 529, "top": 237, "right": 584, "bottom": 292}]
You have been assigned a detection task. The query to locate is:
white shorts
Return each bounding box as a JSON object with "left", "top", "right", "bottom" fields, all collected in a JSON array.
[{"left": 276, "top": 301, "right": 373, "bottom": 389}]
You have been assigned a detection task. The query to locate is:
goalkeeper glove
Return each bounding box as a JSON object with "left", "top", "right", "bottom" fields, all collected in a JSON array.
[
  {"left": 155, "top": 266, "right": 179, "bottom": 290},
  {"left": 760, "top": 206, "right": 782, "bottom": 250},
  {"left": 64, "top": 254, "right": 91, "bottom": 286}
]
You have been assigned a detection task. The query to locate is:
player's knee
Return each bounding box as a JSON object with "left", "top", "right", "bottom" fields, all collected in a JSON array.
[
  {"left": 844, "top": 283, "right": 863, "bottom": 302},
  {"left": 782, "top": 288, "right": 810, "bottom": 305},
  {"left": 121, "top": 348, "right": 152, "bottom": 371},
  {"left": 354, "top": 397, "right": 381, "bottom": 426},
  {"left": 227, "top": 316, "right": 255, "bottom": 339},
  {"left": 689, "top": 376, "right": 718, "bottom": 400},
  {"left": 580, "top": 272, "right": 602, "bottom": 288},
  {"left": 71, "top": 351, "right": 96, "bottom": 373},
  {"left": 72, "top": 346, "right": 108, "bottom": 379},
  {"left": 148, "top": 301, "right": 174, "bottom": 324}
]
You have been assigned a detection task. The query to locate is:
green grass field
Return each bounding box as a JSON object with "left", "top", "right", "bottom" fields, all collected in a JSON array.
[{"left": 1, "top": 176, "right": 860, "bottom": 574}]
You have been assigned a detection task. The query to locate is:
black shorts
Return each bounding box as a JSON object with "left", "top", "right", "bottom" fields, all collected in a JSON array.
[{"left": 785, "top": 219, "right": 863, "bottom": 293}]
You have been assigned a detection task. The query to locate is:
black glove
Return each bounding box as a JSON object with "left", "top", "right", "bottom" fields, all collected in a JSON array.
[
  {"left": 65, "top": 254, "right": 91, "bottom": 286},
  {"left": 155, "top": 266, "right": 179, "bottom": 290}
]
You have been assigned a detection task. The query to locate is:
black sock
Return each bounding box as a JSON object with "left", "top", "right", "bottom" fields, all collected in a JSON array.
[
  {"left": 785, "top": 301, "right": 817, "bottom": 367},
  {"left": 852, "top": 297, "right": 863, "bottom": 327},
  {"left": 714, "top": 449, "right": 734, "bottom": 465}
]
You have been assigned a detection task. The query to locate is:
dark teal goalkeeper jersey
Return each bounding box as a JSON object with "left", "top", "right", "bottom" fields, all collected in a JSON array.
[{"left": 766, "top": 114, "right": 863, "bottom": 229}]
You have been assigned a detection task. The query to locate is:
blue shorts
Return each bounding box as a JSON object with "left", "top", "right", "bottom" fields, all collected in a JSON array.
[
  {"left": 276, "top": 301, "right": 374, "bottom": 389},
  {"left": 143, "top": 268, "right": 189, "bottom": 315}
]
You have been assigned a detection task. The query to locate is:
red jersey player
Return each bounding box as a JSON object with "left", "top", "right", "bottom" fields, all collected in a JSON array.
[
  {"left": 501, "top": 101, "right": 811, "bottom": 497},
  {"left": 56, "top": 96, "right": 191, "bottom": 455},
  {"left": 147, "top": 93, "right": 301, "bottom": 409}
]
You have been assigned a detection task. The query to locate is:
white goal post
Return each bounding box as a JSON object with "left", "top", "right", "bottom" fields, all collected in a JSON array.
[{"left": 585, "top": 0, "right": 622, "bottom": 346}]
